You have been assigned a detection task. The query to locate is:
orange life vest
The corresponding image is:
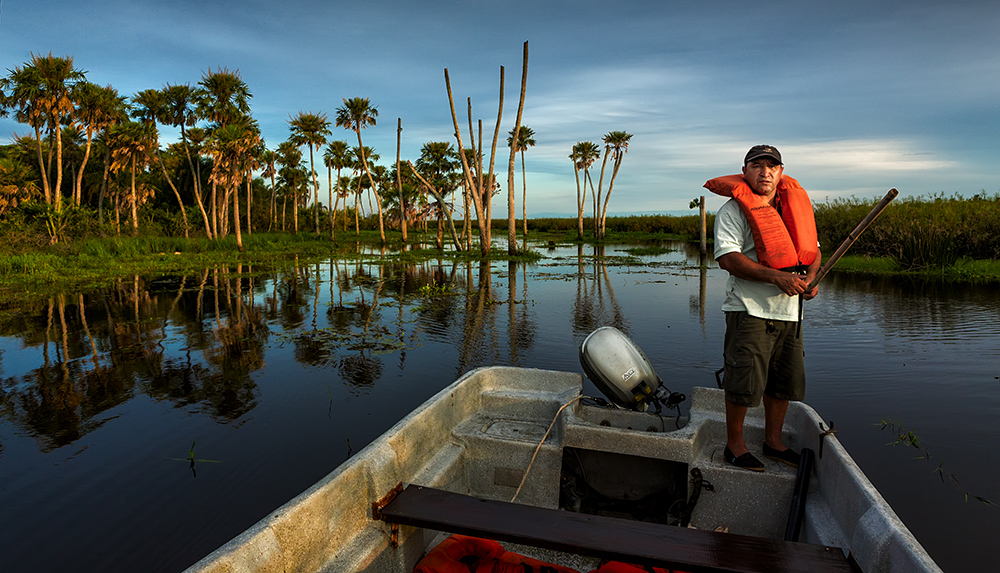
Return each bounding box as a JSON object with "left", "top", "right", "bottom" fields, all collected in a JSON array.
[
  {"left": 704, "top": 174, "right": 818, "bottom": 270},
  {"left": 414, "top": 534, "right": 582, "bottom": 573}
]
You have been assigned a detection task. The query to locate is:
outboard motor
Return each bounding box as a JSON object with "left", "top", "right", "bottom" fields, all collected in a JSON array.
[{"left": 579, "top": 326, "right": 685, "bottom": 413}]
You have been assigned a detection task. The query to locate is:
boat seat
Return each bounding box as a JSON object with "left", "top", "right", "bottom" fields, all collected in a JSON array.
[{"left": 373, "top": 484, "right": 861, "bottom": 573}]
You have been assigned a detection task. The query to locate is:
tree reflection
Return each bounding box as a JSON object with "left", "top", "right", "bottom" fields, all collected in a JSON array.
[
  {"left": 1, "top": 252, "right": 548, "bottom": 451},
  {"left": 0, "top": 267, "right": 272, "bottom": 449},
  {"left": 572, "top": 244, "right": 630, "bottom": 337}
]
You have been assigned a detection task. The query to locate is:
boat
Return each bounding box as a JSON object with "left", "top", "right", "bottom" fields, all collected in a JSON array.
[{"left": 183, "top": 362, "right": 941, "bottom": 573}]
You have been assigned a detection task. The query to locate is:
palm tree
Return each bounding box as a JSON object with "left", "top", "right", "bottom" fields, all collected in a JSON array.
[
  {"left": 413, "top": 141, "right": 462, "bottom": 249},
  {"left": 195, "top": 67, "right": 252, "bottom": 239},
  {"left": 507, "top": 125, "right": 535, "bottom": 235},
  {"left": 106, "top": 120, "right": 157, "bottom": 233},
  {"left": 335, "top": 97, "right": 385, "bottom": 242},
  {"left": 195, "top": 67, "right": 251, "bottom": 126},
  {"left": 261, "top": 148, "right": 277, "bottom": 230},
  {"left": 276, "top": 140, "right": 303, "bottom": 233},
  {"left": 70, "top": 82, "right": 126, "bottom": 208},
  {"left": 288, "top": 112, "right": 331, "bottom": 236},
  {"left": 571, "top": 141, "right": 600, "bottom": 240},
  {"left": 161, "top": 83, "right": 212, "bottom": 238},
  {"left": 348, "top": 145, "right": 378, "bottom": 235},
  {"left": 1, "top": 66, "right": 48, "bottom": 201},
  {"left": 206, "top": 116, "right": 261, "bottom": 251},
  {"left": 131, "top": 88, "right": 190, "bottom": 238},
  {"left": 1, "top": 53, "right": 85, "bottom": 207},
  {"left": 323, "top": 140, "right": 349, "bottom": 240},
  {"left": 244, "top": 135, "right": 266, "bottom": 236},
  {"left": 570, "top": 143, "right": 583, "bottom": 240},
  {"left": 596, "top": 130, "right": 633, "bottom": 240},
  {"left": 32, "top": 53, "right": 84, "bottom": 210}
]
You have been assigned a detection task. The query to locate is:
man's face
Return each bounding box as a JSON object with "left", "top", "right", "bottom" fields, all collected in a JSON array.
[{"left": 742, "top": 159, "right": 783, "bottom": 196}]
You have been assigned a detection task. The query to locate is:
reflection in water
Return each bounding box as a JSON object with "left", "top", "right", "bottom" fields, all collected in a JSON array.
[
  {"left": 572, "top": 244, "right": 629, "bottom": 337},
  {"left": 0, "top": 268, "right": 274, "bottom": 449},
  {"left": 0, "top": 242, "right": 997, "bottom": 573}
]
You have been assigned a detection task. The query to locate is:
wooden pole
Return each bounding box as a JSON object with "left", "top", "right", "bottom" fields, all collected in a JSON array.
[
  {"left": 807, "top": 188, "right": 898, "bottom": 290},
  {"left": 699, "top": 195, "right": 706, "bottom": 256}
]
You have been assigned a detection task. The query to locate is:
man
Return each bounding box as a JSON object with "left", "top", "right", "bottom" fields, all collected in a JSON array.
[{"left": 707, "top": 145, "right": 821, "bottom": 472}]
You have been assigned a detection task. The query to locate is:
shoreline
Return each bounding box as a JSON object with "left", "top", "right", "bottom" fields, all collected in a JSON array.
[{"left": 1, "top": 232, "right": 996, "bottom": 308}]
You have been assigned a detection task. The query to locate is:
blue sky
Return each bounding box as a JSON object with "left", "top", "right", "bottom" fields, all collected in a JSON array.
[{"left": 2, "top": 0, "right": 998, "bottom": 215}]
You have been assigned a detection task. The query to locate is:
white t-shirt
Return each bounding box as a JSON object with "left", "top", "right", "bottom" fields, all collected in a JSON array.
[{"left": 713, "top": 198, "right": 801, "bottom": 322}]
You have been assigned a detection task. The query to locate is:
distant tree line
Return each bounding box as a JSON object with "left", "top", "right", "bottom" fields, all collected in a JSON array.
[{"left": 2, "top": 46, "right": 642, "bottom": 256}]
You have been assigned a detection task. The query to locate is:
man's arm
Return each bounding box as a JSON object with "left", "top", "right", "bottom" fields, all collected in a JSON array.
[{"left": 717, "top": 249, "right": 822, "bottom": 299}]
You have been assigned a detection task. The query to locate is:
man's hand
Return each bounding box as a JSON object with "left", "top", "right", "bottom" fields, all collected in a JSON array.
[{"left": 717, "top": 251, "right": 821, "bottom": 299}]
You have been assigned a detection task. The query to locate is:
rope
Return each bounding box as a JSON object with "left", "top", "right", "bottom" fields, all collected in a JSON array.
[{"left": 510, "top": 395, "right": 581, "bottom": 503}]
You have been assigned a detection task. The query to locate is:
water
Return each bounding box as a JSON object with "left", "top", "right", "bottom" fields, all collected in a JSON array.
[{"left": 0, "top": 243, "right": 997, "bottom": 572}]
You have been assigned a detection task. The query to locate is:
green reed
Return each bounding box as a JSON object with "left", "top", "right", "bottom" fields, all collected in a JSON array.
[{"left": 814, "top": 192, "right": 1000, "bottom": 270}]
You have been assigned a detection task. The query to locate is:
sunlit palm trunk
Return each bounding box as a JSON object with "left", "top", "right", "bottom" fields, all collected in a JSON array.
[
  {"left": 309, "top": 145, "right": 320, "bottom": 236},
  {"left": 76, "top": 132, "right": 95, "bottom": 208},
  {"left": 232, "top": 181, "right": 244, "bottom": 251},
  {"left": 573, "top": 163, "right": 584, "bottom": 240},
  {"left": 327, "top": 164, "right": 334, "bottom": 240},
  {"left": 355, "top": 134, "right": 385, "bottom": 243},
  {"left": 183, "top": 142, "right": 212, "bottom": 239},
  {"left": 245, "top": 171, "right": 252, "bottom": 236},
  {"left": 54, "top": 126, "right": 65, "bottom": 211},
  {"left": 98, "top": 146, "right": 111, "bottom": 225},
  {"left": 129, "top": 155, "right": 138, "bottom": 233},
  {"left": 210, "top": 180, "right": 219, "bottom": 238},
  {"left": 33, "top": 125, "right": 52, "bottom": 204},
  {"left": 269, "top": 172, "right": 276, "bottom": 232}
]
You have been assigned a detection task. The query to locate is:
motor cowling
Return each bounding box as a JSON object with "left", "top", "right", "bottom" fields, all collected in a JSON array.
[{"left": 579, "top": 326, "right": 670, "bottom": 412}]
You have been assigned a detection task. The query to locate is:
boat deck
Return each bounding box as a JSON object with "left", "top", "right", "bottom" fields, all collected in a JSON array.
[{"left": 183, "top": 366, "right": 941, "bottom": 573}]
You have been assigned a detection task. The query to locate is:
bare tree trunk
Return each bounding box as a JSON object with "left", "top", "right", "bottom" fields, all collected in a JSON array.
[
  {"left": 397, "top": 117, "right": 407, "bottom": 243},
  {"left": 506, "top": 41, "right": 528, "bottom": 255},
  {"left": 521, "top": 150, "right": 528, "bottom": 236},
  {"left": 594, "top": 149, "right": 610, "bottom": 239},
  {"left": 600, "top": 154, "right": 624, "bottom": 240},
  {"left": 445, "top": 68, "right": 502, "bottom": 255}
]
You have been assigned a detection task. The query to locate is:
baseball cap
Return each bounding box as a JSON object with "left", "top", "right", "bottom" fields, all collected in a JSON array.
[{"left": 744, "top": 145, "right": 782, "bottom": 165}]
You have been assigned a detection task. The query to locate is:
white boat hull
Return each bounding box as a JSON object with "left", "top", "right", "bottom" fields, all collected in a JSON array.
[{"left": 184, "top": 366, "right": 940, "bottom": 573}]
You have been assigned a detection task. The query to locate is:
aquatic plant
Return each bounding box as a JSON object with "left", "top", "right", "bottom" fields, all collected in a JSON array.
[{"left": 879, "top": 418, "right": 995, "bottom": 507}]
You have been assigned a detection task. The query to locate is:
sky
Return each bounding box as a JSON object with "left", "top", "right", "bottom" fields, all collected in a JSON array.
[{"left": 1, "top": 0, "right": 998, "bottom": 216}]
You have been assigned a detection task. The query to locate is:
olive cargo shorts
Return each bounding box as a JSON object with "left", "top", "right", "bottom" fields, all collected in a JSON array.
[{"left": 722, "top": 311, "right": 806, "bottom": 407}]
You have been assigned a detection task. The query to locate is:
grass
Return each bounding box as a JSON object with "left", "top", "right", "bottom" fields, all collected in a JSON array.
[{"left": 1, "top": 192, "right": 997, "bottom": 305}]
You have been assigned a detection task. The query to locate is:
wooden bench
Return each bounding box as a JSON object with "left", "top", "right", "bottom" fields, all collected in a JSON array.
[{"left": 373, "top": 484, "right": 860, "bottom": 573}]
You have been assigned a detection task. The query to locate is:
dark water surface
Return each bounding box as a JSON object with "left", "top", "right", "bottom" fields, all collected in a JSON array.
[{"left": 1, "top": 243, "right": 997, "bottom": 572}]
